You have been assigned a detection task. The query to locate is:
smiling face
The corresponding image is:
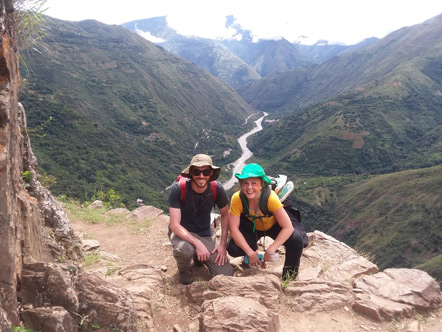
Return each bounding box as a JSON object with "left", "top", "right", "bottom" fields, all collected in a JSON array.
[
  {"left": 190, "top": 166, "right": 213, "bottom": 192},
  {"left": 241, "top": 177, "right": 262, "bottom": 202}
]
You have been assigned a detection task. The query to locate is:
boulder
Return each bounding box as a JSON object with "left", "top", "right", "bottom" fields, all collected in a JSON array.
[
  {"left": 127, "top": 205, "right": 163, "bottom": 221},
  {"left": 299, "top": 231, "right": 379, "bottom": 281},
  {"left": 204, "top": 274, "right": 282, "bottom": 311},
  {"left": 202, "top": 296, "right": 280, "bottom": 332},
  {"left": 20, "top": 262, "right": 79, "bottom": 313},
  {"left": 21, "top": 306, "right": 77, "bottom": 332},
  {"left": 76, "top": 272, "right": 137, "bottom": 331},
  {"left": 352, "top": 268, "right": 442, "bottom": 321},
  {"left": 284, "top": 279, "right": 354, "bottom": 312}
]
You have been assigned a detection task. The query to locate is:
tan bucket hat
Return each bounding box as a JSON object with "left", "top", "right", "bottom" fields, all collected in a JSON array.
[{"left": 181, "top": 154, "right": 221, "bottom": 181}]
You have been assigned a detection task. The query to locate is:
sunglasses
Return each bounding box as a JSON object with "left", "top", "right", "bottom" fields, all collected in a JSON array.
[{"left": 192, "top": 169, "right": 212, "bottom": 176}]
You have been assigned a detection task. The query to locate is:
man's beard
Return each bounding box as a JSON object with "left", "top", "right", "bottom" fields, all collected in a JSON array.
[{"left": 193, "top": 178, "right": 208, "bottom": 188}]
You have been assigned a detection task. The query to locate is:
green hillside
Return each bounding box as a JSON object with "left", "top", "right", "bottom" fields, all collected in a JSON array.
[
  {"left": 241, "top": 14, "right": 442, "bottom": 281},
  {"left": 249, "top": 83, "right": 442, "bottom": 177},
  {"left": 20, "top": 18, "right": 255, "bottom": 208},
  {"left": 281, "top": 165, "right": 442, "bottom": 281},
  {"left": 328, "top": 165, "right": 442, "bottom": 280}
]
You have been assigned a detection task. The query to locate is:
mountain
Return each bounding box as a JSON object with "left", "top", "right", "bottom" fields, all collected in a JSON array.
[
  {"left": 246, "top": 13, "right": 442, "bottom": 177},
  {"left": 20, "top": 17, "right": 255, "bottom": 208},
  {"left": 121, "top": 16, "right": 375, "bottom": 89},
  {"left": 297, "top": 37, "right": 379, "bottom": 63},
  {"left": 327, "top": 165, "right": 442, "bottom": 279},
  {"left": 122, "top": 17, "right": 262, "bottom": 89},
  {"left": 241, "top": 14, "right": 442, "bottom": 280},
  {"left": 289, "top": 164, "right": 442, "bottom": 280},
  {"left": 238, "top": 14, "right": 442, "bottom": 113}
]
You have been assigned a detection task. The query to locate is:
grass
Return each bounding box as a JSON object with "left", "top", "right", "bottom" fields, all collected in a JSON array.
[
  {"left": 83, "top": 252, "right": 100, "bottom": 267},
  {"left": 61, "top": 199, "right": 126, "bottom": 225}
]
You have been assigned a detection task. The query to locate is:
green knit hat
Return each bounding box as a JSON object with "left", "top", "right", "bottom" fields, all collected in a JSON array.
[{"left": 235, "top": 163, "right": 271, "bottom": 184}]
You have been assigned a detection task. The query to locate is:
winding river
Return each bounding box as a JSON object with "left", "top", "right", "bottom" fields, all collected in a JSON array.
[{"left": 223, "top": 112, "right": 268, "bottom": 190}]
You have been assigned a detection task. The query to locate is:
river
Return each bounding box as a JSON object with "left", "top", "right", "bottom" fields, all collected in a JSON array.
[{"left": 223, "top": 112, "right": 268, "bottom": 190}]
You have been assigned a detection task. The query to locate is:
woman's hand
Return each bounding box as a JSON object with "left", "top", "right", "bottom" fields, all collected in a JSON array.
[{"left": 263, "top": 250, "right": 277, "bottom": 262}]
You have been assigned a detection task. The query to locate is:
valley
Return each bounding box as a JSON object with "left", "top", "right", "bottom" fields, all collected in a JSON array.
[{"left": 19, "top": 13, "right": 442, "bottom": 283}]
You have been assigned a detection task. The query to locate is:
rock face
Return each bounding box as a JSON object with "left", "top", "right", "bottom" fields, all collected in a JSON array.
[{"left": 0, "top": 3, "right": 137, "bottom": 331}]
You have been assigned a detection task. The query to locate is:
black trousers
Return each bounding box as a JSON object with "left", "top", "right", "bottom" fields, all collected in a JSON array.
[{"left": 227, "top": 215, "right": 304, "bottom": 279}]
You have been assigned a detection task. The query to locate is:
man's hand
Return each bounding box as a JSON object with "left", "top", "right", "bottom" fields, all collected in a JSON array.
[
  {"left": 212, "top": 243, "right": 228, "bottom": 266},
  {"left": 195, "top": 240, "right": 210, "bottom": 261}
]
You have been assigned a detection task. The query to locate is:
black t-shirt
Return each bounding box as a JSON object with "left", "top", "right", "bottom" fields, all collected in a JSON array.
[{"left": 166, "top": 179, "right": 229, "bottom": 236}]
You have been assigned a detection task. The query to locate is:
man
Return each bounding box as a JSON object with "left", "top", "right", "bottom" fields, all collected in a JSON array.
[{"left": 167, "top": 154, "right": 233, "bottom": 285}]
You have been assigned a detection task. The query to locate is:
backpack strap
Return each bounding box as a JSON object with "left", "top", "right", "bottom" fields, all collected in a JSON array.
[
  {"left": 210, "top": 181, "right": 217, "bottom": 202},
  {"left": 179, "top": 177, "right": 217, "bottom": 204},
  {"left": 179, "top": 177, "right": 188, "bottom": 203}
]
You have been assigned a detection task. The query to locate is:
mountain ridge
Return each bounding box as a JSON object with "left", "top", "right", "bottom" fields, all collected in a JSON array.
[
  {"left": 122, "top": 15, "right": 377, "bottom": 89},
  {"left": 20, "top": 17, "right": 255, "bottom": 208}
]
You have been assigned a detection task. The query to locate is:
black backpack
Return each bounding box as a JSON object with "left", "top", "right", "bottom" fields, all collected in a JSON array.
[{"left": 239, "top": 186, "right": 309, "bottom": 248}]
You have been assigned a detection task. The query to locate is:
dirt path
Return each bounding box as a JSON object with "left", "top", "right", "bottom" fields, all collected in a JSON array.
[{"left": 70, "top": 210, "right": 442, "bottom": 332}]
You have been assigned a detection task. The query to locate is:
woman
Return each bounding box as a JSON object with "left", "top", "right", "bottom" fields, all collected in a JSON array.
[{"left": 227, "top": 163, "right": 304, "bottom": 280}]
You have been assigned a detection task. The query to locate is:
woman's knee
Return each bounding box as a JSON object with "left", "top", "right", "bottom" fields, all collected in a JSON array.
[
  {"left": 227, "top": 240, "right": 244, "bottom": 257},
  {"left": 284, "top": 231, "right": 305, "bottom": 252}
]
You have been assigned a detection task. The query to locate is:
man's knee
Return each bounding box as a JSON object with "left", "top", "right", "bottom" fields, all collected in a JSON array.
[{"left": 173, "top": 240, "right": 195, "bottom": 260}]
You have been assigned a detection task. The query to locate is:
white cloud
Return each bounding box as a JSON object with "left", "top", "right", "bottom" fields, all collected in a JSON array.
[
  {"left": 44, "top": 0, "right": 442, "bottom": 45},
  {"left": 134, "top": 25, "right": 165, "bottom": 43}
]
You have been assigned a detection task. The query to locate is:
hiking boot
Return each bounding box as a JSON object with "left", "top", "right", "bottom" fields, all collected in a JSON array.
[{"left": 179, "top": 269, "right": 194, "bottom": 285}]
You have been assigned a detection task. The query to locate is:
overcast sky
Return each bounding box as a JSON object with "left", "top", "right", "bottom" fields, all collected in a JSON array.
[{"left": 43, "top": 0, "right": 442, "bottom": 45}]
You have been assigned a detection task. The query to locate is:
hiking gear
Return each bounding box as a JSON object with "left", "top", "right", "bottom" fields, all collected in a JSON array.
[
  {"left": 192, "top": 168, "right": 212, "bottom": 176},
  {"left": 179, "top": 177, "right": 217, "bottom": 204},
  {"left": 283, "top": 201, "right": 309, "bottom": 248},
  {"left": 240, "top": 185, "right": 273, "bottom": 220},
  {"left": 235, "top": 163, "right": 271, "bottom": 184},
  {"left": 179, "top": 270, "right": 194, "bottom": 285},
  {"left": 244, "top": 253, "right": 263, "bottom": 264},
  {"left": 181, "top": 154, "right": 220, "bottom": 181},
  {"left": 278, "top": 181, "right": 294, "bottom": 202},
  {"left": 271, "top": 174, "right": 287, "bottom": 195}
]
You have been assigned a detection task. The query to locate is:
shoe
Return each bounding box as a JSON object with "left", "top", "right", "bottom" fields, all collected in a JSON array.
[{"left": 179, "top": 270, "right": 194, "bottom": 285}]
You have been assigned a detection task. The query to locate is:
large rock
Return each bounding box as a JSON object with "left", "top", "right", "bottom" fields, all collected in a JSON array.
[
  {"left": 76, "top": 272, "right": 138, "bottom": 331},
  {"left": 0, "top": 308, "right": 11, "bottom": 332},
  {"left": 115, "top": 264, "right": 165, "bottom": 331},
  {"left": 352, "top": 268, "right": 442, "bottom": 321},
  {"left": 204, "top": 274, "right": 282, "bottom": 311},
  {"left": 284, "top": 279, "right": 354, "bottom": 312},
  {"left": 21, "top": 307, "right": 77, "bottom": 332},
  {"left": 127, "top": 205, "right": 163, "bottom": 221},
  {"left": 20, "top": 262, "right": 79, "bottom": 313},
  {"left": 299, "top": 231, "right": 379, "bottom": 281},
  {"left": 202, "top": 296, "right": 280, "bottom": 332}
]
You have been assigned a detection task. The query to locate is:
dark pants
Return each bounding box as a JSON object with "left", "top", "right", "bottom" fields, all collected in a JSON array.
[{"left": 227, "top": 215, "right": 304, "bottom": 280}]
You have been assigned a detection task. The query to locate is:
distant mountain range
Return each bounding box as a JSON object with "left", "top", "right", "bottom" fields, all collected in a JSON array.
[
  {"left": 19, "top": 14, "right": 442, "bottom": 281},
  {"left": 122, "top": 16, "right": 378, "bottom": 89},
  {"left": 246, "top": 13, "right": 442, "bottom": 176}
]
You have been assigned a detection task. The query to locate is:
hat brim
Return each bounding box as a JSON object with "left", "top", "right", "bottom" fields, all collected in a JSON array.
[{"left": 235, "top": 172, "right": 271, "bottom": 184}]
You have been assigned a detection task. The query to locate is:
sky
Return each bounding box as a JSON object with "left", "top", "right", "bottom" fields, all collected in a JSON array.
[{"left": 43, "top": 0, "right": 442, "bottom": 45}]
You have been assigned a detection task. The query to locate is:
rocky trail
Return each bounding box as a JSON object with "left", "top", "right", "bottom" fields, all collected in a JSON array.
[{"left": 69, "top": 204, "right": 442, "bottom": 332}]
